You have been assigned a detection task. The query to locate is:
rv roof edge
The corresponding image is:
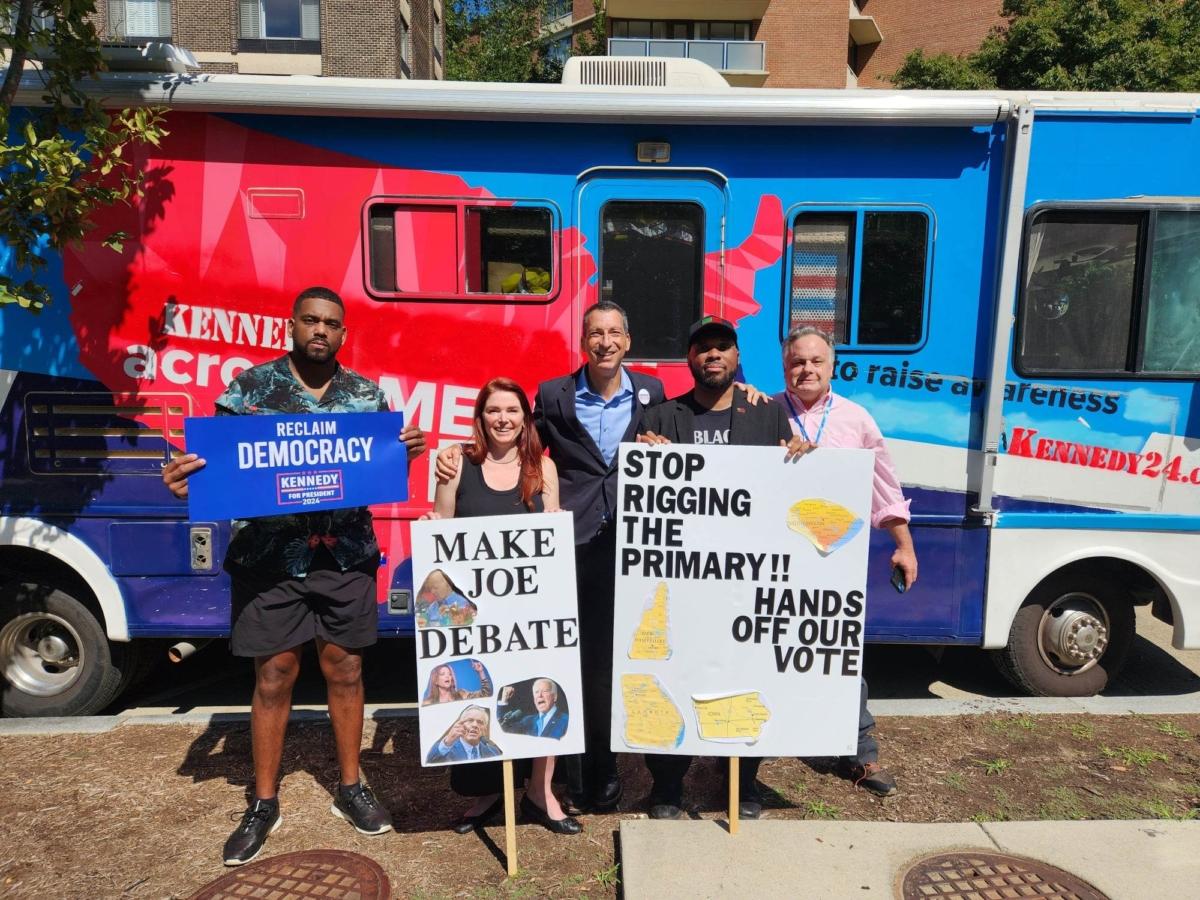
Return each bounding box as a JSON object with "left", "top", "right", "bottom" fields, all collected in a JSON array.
[{"left": 8, "top": 71, "right": 1198, "bottom": 125}]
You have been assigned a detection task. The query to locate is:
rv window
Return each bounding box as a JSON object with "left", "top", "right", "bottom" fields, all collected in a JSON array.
[
  {"left": 366, "top": 200, "right": 556, "bottom": 300},
  {"left": 1143, "top": 211, "right": 1200, "bottom": 374},
  {"left": 465, "top": 207, "right": 553, "bottom": 295},
  {"left": 600, "top": 201, "right": 704, "bottom": 360},
  {"left": 1019, "top": 212, "right": 1141, "bottom": 374},
  {"left": 789, "top": 213, "right": 854, "bottom": 344},
  {"left": 859, "top": 212, "right": 926, "bottom": 345},
  {"left": 788, "top": 210, "right": 928, "bottom": 347}
]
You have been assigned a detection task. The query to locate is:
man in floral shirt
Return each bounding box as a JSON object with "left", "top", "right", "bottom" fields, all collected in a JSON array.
[{"left": 164, "top": 286, "right": 425, "bottom": 865}]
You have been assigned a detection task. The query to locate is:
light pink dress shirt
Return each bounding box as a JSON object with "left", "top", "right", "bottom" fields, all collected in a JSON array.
[{"left": 772, "top": 388, "right": 911, "bottom": 529}]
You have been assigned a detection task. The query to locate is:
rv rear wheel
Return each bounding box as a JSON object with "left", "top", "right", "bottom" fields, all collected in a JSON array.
[
  {"left": 993, "top": 574, "right": 1134, "bottom": 697},
  {"left": 0, "top": 582, "right": 128, "bottom": 717}
]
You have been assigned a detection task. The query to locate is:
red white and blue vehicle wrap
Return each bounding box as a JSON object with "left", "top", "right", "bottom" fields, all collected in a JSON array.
[{"left": 1, "top": 71, "right": 1197, "bottom": 715}]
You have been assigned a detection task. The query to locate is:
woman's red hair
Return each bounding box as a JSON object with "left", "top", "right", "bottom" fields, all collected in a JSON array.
[{"left": 464, "top": 378, "right": 544, "bottom": 510}]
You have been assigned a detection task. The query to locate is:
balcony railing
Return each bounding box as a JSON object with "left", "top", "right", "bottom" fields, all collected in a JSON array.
[{"left": 608, "top": 38, "right": 766, "bottom": 73}]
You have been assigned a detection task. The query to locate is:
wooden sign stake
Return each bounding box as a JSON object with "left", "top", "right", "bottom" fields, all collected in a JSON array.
[
  {"left": 729, "top": 757, "right": 740, "bottom": 835},
  {"left": 503, "top": 759, "right": 518, "bottom": 876}
]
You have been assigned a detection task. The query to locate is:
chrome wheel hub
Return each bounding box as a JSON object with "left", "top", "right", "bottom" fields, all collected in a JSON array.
[
  {"left": 1038, "top": 593, "right": 1109, "bottom": 674},
  {"left": 0, "top": 612, "right": 84, "bottom": 697}
]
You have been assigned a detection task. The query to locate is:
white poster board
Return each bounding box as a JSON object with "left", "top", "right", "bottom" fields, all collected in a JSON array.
[
  {"left": 411, "top": 511, "right": 584, "bottom": 766},
  {"left": 610, "top": 443, "right": 873, "bottom": 757}
]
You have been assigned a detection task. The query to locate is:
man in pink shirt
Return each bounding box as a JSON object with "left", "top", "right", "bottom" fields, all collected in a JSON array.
[{"left": 772, "top": 325, "right": 918, "bottom": 796}]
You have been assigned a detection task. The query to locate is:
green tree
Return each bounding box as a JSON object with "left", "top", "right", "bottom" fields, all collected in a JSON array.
[
  {"left": 1, "top": 0, "right": 167, "bottom": 313},
  {"left": 446, "top": 0, "right": 552, "bottom": 83},
  {"left": 892, "top": 0, "right": 1200, "bottom": 91},
  {"left": 573, "top": 0, "right": 607, "bottom": 57}
]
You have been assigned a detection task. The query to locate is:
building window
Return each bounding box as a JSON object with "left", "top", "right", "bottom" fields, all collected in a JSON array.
[
  {"left": 546, "top": 0, "right": 572, "bottom": 20},
  {"left": 546, "top": 33, "right": 571, "bottom": 66},
  {"left": 399, "top": 14, "right": 411, "bottom": 75},
  {"left": 1018, "top": 207, "right": 1200, "bottom": 376},
  {"left": 600, "top": 201, "right": 704, "bottom": 360},
  {"left": 108, "top": 0, "right": 171, "bottom": 39},
  {"left": 239, "top": 0, "right": 319, "bottom": 40},
  {"left": 788, "top": 209, "right": 930, "bottom": 346},
  {"left": 366, "top": 200, "right": 557, "bottom": 301},
  {"left": 611, "top": 19, "right": 749, "bottom": 41},
  {"left": 432, "top": 9, "right": 443, "bottom": 62}
]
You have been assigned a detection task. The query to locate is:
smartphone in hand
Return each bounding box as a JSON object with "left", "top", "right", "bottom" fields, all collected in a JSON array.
[{"left": 890, "top": 565, "right": 907, "bottom": 594}]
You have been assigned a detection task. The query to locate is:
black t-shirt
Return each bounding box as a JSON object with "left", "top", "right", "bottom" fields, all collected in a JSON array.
[{"left": 684, "top": 395, "right": 733, "bottom": 445}]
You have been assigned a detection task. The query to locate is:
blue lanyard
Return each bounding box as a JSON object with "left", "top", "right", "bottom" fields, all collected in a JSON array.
[{"left": 784, "top": 392, "right": 832, "bottom": 445}]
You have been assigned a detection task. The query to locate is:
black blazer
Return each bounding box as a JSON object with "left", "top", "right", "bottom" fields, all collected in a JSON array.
[
  {"left": 639, "top": 387, "right": 792, "bottom": 447},
  {"left": 534, "top": 366, "right": 665, "bottom": 543}
]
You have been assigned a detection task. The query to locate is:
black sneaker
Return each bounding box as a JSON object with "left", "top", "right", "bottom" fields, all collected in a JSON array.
[
  {"left": 648, "top": 796, "right": 684, "bottom": 820},
  {"left": 331, "top": 782, "right": 393, "bottom": 835},
  {"left": 222, "top": 799, "right": 281, "bottom": 866}
]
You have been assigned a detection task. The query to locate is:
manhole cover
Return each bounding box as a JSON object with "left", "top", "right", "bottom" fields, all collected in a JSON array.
[
  {"left": 898, "top": 850, "right": 1109, "bottom": 900},
  {"left": 190, "top": 849, "right": 389, "bottom": 900}
]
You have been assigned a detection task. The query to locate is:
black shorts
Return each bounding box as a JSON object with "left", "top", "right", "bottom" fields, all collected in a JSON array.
[{"left": 228, "top": 555, "right": 379, "bottom": 658}]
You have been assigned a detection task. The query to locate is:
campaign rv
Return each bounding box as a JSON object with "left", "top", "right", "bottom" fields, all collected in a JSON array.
[{"left": 2, "top": 57, "right": 1197, "bottom": 716}]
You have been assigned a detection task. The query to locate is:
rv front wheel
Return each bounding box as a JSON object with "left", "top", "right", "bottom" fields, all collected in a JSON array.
[
  {"left": 0, "top": 582, "right": 126, "bottom": 717},
  {"left": 994, "top": 574, "right": 1134, "bottom": 697}
]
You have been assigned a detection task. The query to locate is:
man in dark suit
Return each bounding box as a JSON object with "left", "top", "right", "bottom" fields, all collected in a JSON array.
[
  {"left": 437, "top": 300, "right": 663, "bottom": 812},
  {"left": 513, "top": 678, "right": 570, "bottom": 740},
  {"left": 638, "top": 315, "right": 808, "bottom": 821},
  {"left": 426, "top": 705, "right": 503, "bottom": 763}
]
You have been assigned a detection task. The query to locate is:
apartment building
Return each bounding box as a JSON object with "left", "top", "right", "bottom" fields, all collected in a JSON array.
[
  {"left": 571, "top": 0, "right": 1002, "bottom": 88},
  {"left": 94, "top": 0, "right": 444, "bottom": 79}
]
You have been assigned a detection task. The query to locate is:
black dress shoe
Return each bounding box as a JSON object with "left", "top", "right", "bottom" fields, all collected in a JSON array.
[
  {"left": 592, "top": 778, "right": 623, "bottom": 811},
  {"left": 648, "top": 798, "right": 684, "bottom": 820},
  {"left": 452, "top": 796, "right": 502, "bottom": 834},
  {"left": 519, "top": 795, "right": 582, "bottom": 835},
  {"left": 562, "top": 793, "right": 590, "bottom": 817}
]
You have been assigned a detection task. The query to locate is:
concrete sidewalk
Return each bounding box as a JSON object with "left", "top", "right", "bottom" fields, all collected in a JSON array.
[{"left": 619, "top": 819, "right": 1199, "bottom": 899}]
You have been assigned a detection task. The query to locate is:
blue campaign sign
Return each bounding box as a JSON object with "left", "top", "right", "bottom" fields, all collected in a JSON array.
[{"left": 183, "top": 411, "right": 408, "bottom": 520}]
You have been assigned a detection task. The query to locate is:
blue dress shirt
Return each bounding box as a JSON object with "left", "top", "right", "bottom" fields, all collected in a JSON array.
[{"left": 575, "top": 367, "right": 634, "bottom": 467}]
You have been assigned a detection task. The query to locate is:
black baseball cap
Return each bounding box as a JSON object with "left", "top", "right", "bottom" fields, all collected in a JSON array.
[{"left": 688, "top": 315, "right": 738, "bottom": 347}]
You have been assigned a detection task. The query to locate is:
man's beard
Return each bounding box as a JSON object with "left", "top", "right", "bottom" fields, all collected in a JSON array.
[{"left": 690, "top": 361, "right": 734, "bottom": 391}]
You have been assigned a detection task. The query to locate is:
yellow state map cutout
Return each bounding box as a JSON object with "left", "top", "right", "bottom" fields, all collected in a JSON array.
[
  {"left": 786, "top": 498, "right": 864, "bottom": 556},
  {"left": 691, "top": 692, "right": 771, "bottom": 744},
  {"left": 629, "top": 581, "right": 671, "bottom": 659},
  {"left": 621, "top": 674, "right": 685, "bottom": 750}
]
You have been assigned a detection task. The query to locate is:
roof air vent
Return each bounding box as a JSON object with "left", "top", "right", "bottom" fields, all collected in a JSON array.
[{"left": 563, "top": 56, "right": 729, "bottom": 89}]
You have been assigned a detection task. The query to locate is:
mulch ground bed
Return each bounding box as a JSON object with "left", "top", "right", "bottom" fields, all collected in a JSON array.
[{"left": 1, "top": 713, "right": 1198, "bottom": 898}]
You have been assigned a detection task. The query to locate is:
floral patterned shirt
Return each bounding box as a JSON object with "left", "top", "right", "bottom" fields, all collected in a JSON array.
[{"left": 215, "top": 355, "right": 391, "bottom": 577}]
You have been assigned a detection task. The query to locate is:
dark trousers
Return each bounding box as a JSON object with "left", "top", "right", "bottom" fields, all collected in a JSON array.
[
  {"left": 564, "top": 527, "right": 620, "bottom": 799},
  {"left": 645, "top": 755, "right": 762, "bottom": 806},
  {"left": 853, "top": 678, "right": 879, "bottom": 765}
]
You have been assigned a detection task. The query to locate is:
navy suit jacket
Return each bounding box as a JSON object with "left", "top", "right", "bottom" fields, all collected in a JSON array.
[
  {"left": 515, "top": 708, "right": 569, "bottom": 740},
  {"left": 426, "top": 736, "right": 502, "bottom": 764},
  {"left": 534, "top": 366, "right": 665, "bottom": 544}
]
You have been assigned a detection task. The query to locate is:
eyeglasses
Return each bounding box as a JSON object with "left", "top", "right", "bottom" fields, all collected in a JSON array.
[
  {"left": 586, "top": 329, "right": 627, "bottom": 343},
  {"left": 296, "top": 315, "right": 344, "bottom": 331}
]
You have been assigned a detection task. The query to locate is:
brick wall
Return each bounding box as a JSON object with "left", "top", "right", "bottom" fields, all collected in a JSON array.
[
  {"left": 757, "top": 0, "right": 849, "bottom": 89},
  {"left": 174, "top": 0, "right": 237, "bottom": 55},
  {"left": 409, "top": 0, "right": 434, "bottom": 80},
  {"left": 857, "top": 0, "right": 1003, "bottom": 88},
  {"left": 321, "top": 0, "right": 399, "bottom": 77}
]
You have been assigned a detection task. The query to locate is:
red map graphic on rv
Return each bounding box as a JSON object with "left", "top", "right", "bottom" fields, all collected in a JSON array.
[{"left": 63, "top": 115, "right": 783, "bottom": 422}]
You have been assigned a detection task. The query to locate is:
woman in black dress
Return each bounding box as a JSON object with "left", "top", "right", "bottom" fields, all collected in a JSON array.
[{"left": 427, "top": 377, "right": 579, "bottom": 835}]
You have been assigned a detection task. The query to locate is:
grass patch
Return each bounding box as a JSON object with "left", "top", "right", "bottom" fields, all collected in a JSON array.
[
  {"left": 1069, "top": 722, "right": 1095, "bottom": 740},
  {"left": 805, "top": 799, "right": 841, "bottom": 820},
  {"left": 1101, "top": 747, "right": 1169, "bottom": 769},
  {"left": 1157, "top": 721, "right": 1191, "bottom": 740},
  {"left": 977, "top": 758, "right": 1011, "bottom": 776},
  {"left": 1037, "top": 786, "right": 1087, "bottom": 820},
  {"left": 593, "top": 864, "right": 621, "bottom": 890},
  {"left": 1144, "top": 798, "right": 1199, "bottom": 821},
  {"left": 942, "top": 772, "right": 967, "bottom": 791}
]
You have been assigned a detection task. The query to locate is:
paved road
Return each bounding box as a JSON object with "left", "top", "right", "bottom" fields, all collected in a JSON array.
[{"left": 114, "top": 606, "right": 1200, "bottom": 716}]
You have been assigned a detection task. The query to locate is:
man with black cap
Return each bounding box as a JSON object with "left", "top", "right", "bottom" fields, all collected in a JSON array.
[{"left": 637, "top": 315, "right": 809, "bottom": 819}]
